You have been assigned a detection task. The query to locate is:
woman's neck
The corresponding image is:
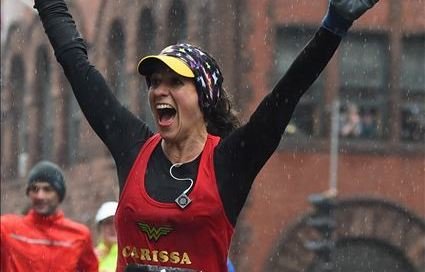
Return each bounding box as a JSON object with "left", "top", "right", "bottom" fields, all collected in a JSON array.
[{"left": 161, "top": 132, "right": 207, "bottom": 164}]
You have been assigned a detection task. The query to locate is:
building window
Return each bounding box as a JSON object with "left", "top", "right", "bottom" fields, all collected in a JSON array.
[
  {"left": 199, "top": 3, "right": 211, "bottom": 51},
  {"left": 137, "top": 7, "right": 156, "bottom": 130},
  {"left": 62, "top": 77, "right": 80, "bottom": 165},
  {"left": 339, "top": 34, "right": 388, "bottom": 140},
  {"left": 400, "top": 35, "right": 425, "bottom": 143},
  {"left": 10, "top": 56, "right": 27, "bottom": 177},
  {"left": 35, "top": 46, "right": 54, "bottom": 160},
  {"left": 167, "top": 0, "right": 187, "bottom": 44},
  {"left": 274, "top": 27, "right": 324, "bottom": 138},
  {"left": 108, "top": 20, "right": 128, "bottom": 106},
  {"left": 138, "top": 8, "right": 156, "bottom": 55}
]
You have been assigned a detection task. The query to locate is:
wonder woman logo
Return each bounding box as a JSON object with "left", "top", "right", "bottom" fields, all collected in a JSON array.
[{"left": 136, "top": 222, "right": 174, "bottom": 242}]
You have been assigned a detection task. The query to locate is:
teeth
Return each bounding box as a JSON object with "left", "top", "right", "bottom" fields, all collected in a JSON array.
[{"left": 156, "top": 104, "right": 174, "bottom": 109}]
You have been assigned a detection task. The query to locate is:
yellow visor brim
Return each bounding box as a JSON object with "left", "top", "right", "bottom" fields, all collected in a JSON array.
[{"left": 137, "top": 55, "right": 195, "bottom": 78}]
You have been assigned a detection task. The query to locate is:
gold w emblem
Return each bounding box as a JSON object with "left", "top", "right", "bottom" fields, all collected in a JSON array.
[{"left": 136, "top": 222, "right": 173, "bottom": 241}]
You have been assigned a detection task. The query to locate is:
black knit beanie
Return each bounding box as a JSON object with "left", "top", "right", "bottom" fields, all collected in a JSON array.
[{"left": 26, "top": 161, "right": 66, "bottom": 202}]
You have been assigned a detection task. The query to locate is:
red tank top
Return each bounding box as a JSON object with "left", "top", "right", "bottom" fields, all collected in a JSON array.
[{"left": 115, "top": 134, "right": 234, "bottom": 272}]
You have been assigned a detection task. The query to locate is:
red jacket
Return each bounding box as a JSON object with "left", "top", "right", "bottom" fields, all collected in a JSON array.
[{"left": 1, "top": 209, "right": 98, "bottom": 271}]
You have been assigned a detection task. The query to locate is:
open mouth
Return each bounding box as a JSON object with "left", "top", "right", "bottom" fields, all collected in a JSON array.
[{"left": 156, "top": 103, "right": 177, "bottom": 125}]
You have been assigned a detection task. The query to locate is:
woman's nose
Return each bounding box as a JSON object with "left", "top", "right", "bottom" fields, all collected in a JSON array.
[{"left": 151, "top": 83, "right": 170, "bottom": 96}]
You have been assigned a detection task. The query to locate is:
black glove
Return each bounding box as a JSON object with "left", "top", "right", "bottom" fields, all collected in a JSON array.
[
  {"left": 322, "top": 0, "right": 380, "bottom": 36},
  {"left": 331, "top": 0, "right": 380, "bottom": 21}
]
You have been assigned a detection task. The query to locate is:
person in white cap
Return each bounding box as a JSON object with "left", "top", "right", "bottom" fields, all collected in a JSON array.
[{"left": 95, "top": 201, "right": 119, "bottom": 272}]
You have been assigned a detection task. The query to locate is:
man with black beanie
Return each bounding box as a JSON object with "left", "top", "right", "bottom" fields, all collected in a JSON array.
[{"left": 1, "top": 161, "right": 98, "bottom": 271}]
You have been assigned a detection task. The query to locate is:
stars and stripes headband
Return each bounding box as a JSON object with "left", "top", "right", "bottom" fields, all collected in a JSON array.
[{"left": 137, "top": 43, "right": 223, "bottom": 109}]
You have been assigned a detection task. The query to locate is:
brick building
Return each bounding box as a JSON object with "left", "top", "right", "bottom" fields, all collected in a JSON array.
[{"left": 1, "top": 0, "right": 424, "bottom": 271}]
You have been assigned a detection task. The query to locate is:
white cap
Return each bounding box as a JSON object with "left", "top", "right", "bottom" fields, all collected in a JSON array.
[{"left": 95, "top": 201, "right": 118, "bottom": 224}]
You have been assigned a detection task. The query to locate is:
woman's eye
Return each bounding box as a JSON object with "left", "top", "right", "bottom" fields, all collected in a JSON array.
[
  {"left": 171, "top": 78, "right": 183, "bottom": 86},
  {"left": 150, "top": 78, "right": 161, "bottom": 88}
]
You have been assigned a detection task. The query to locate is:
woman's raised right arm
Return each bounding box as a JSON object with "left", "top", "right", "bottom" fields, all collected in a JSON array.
[{"left": 34, "top": 0, "right": 153, "bottom": 188}]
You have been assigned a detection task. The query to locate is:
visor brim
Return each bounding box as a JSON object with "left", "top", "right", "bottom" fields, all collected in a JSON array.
[{"left": 137, "top": 55, "right": 195, "bottom": 78}]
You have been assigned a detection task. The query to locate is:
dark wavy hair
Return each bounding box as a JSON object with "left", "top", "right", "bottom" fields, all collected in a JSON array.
[{"left": 202, "top": 88, "right": 240, "bottom": 138}]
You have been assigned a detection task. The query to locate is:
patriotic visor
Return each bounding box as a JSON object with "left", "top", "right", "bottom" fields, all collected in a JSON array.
[{"left": 137, "top": 43, "right": 223, "bottom": 108}]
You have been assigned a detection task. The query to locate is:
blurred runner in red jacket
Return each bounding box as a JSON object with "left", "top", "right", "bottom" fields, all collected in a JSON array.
[{"left": 1, "top": 161, "right": 98, "bottom": 271}]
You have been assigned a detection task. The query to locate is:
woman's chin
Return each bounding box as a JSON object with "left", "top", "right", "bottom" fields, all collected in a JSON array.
[{"left": 158, "top": 128, "right": 177, "bottom": 142}]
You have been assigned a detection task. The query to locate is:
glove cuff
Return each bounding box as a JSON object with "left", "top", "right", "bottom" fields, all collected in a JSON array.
[{"left": 321, "top": 4, "right": 353, "bottom": 37}]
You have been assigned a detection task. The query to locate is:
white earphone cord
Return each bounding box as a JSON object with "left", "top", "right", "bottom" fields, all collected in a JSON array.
[{"left": 169, "top": 163, "right": 194, "bottom": 195}]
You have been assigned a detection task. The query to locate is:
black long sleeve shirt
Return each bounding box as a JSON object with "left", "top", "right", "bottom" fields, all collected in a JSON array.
[{"left": 35, "top": 0, "right": 341, "bottom": 226}]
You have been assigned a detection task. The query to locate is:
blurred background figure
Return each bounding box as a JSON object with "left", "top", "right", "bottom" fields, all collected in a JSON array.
[
  {"left": 401, "top": 105, "right": 425, "bottom": 142},
  {"left": 95, "top": 201, "right": 119, "bottom": 272},
  {"left": 1, "top": 161, "right": 98, "bottom": 271},
  {"left": 360, "top": 108, "right": 378, "bottom": 138},
  {"left": 340, "top": 103, "right": 362, "bottom": 138}
]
